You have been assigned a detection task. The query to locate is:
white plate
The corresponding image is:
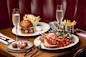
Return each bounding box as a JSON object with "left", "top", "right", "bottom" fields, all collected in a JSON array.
[
  {"left": 12, "top": 22, "right": 50, "bottom": 36},
  {"left": 34, "top": 34, "right": 79, "bottom": 50},
  {"left": 7, "top": 40, "right": 33, "bottom": 52},
  {"left": 49, "top": 21, "right": 64, "bottom": 30}
]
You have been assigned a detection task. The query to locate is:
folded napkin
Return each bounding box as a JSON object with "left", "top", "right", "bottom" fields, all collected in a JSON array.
[{"left": 0, "top": 33, "right": 15, "bottom": 44}]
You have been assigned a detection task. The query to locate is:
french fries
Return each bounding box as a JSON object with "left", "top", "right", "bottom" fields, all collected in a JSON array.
[
  {"left": 71, "top": 20, "right": 77, "bottom": 26},
  {"left": 64, "top": 20, "right": 77, "bottom": 27},
  {"left": 23, "top": 14, "right": 41, "bottom": 23}
]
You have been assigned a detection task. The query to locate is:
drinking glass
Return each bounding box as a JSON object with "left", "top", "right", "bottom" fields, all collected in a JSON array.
[
  {"left": 56, "top": 4, "right": 64, "bottom": 24},
  {"left": 12, "top": 8, "right": 20, "bottom": 41}
]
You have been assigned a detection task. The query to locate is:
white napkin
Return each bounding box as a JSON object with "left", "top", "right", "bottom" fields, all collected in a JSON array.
[
  {"left": 0, "top": 33, "right": 15, "bottom": 44},
  {"left": 77, "top": 33, "right": 86, "bottom": 38}
]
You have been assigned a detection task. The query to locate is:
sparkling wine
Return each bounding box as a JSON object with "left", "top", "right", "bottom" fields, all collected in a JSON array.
[
  {"left": 12, "top": 8, "right": 20, "bottom": 43},
  {"left": 12, "top": 14, "right": 20, "bottom": 27},
  {"left": 56, "top": 10, "right": 64, "bottom": 22}
]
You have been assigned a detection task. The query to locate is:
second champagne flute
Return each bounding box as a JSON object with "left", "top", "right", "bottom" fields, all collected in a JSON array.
[{"left": 56, "top": 4, "right": 64, "bottom": 24}]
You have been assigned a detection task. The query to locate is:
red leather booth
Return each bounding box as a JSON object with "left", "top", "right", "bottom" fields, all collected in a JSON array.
[{"left": 0, "top": 0, "right": 86, "bottom": 30}]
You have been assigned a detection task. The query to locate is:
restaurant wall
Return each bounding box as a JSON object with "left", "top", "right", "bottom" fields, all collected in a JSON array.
[
  {"left": 19, "top": 0, "right": 31, "bottom": 20},
  {"left": 7, "top": 0, "right": 19, "bottom": 27},
  {"left": 0, "top": 0, "right": 10, "bottom": 29},
  {"left": 0, "top": 0, "right": 86, "bottom": 30},
  {"left": 65, "top": 0, "right": 86, "bottom": 30},
  {"left": 75, "top": 0, "right": 86, "bottom": 30}
]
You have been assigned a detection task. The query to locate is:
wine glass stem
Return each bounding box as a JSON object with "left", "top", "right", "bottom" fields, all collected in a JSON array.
[
  {"left": 15, "top": 26, "right": 18, "bottom": 41},
  {"left": 72, "top": 26, "right": 74, "bottom": 33},
  {"left": 58, "top": 20, "right": 61, "bottom": 26},
  {"left": 59, "top": 20, "right": 61, "bottom": 25}
]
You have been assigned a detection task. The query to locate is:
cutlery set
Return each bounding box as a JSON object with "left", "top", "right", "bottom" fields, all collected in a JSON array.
[
  {"left": 0, "top": 33, "right": 14, "bottom": 44},
  {"left": 24, "top": 46, "right": 40, "bottom": 57}
]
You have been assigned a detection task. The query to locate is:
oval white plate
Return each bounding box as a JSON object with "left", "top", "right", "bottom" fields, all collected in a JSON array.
[
  {"left": 34, "top": 34, "right": 79, "bottom": 50},
  {"left": 12, "top": 22, "right": 50, "bottom": 36}
]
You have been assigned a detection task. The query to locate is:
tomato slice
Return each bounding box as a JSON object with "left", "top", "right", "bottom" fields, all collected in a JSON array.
[{"left": 47, "top": 39, "right": 53, "bottom": 44}]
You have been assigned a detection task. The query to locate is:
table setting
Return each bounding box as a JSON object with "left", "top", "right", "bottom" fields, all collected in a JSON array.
[
  {"left": 0, "top": 4, "right": 84, "bottom": 57},
  {"left": 10, "top": 8, "right": 79, "bottom": 56}
]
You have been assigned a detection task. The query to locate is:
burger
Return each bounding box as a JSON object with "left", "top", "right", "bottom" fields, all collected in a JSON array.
[
  {"left": 20, "top": 14, "right": 41, "bottom": 34},
  {"left": 20, "top": 19, "right": 34, "bottom": 34}
]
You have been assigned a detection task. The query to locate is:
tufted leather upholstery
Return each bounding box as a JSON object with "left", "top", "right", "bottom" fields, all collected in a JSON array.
[
  {"left": 0, "top": 0, "right": 10, "bottom": 29},
  {"left": 73, "top": 47, "right": 86, "bottom": 57},
  {"left": 7, "top": 0, "right": 69, "bottom": 23},
  {"left": 0, "top": 0, "right": 86, "bottom": 30}
]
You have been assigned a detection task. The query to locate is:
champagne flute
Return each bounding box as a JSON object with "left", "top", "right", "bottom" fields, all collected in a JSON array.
[
  {"left": 12, "top": 8, "right": 20, "bottom": 41},
  {"left": 56, "top": 4, "right": 64, "bottom": 25}
]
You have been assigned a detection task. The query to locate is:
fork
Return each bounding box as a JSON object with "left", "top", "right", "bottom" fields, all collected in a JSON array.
[
  {"left": 29, "top": 45, "right": 41, "bottom": 57},
  {"left": 24, "top": 48, "right": 33, "bottom": 56},
  {"left": 24, "top": 45, "right": 41, "bottom": 57}
]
